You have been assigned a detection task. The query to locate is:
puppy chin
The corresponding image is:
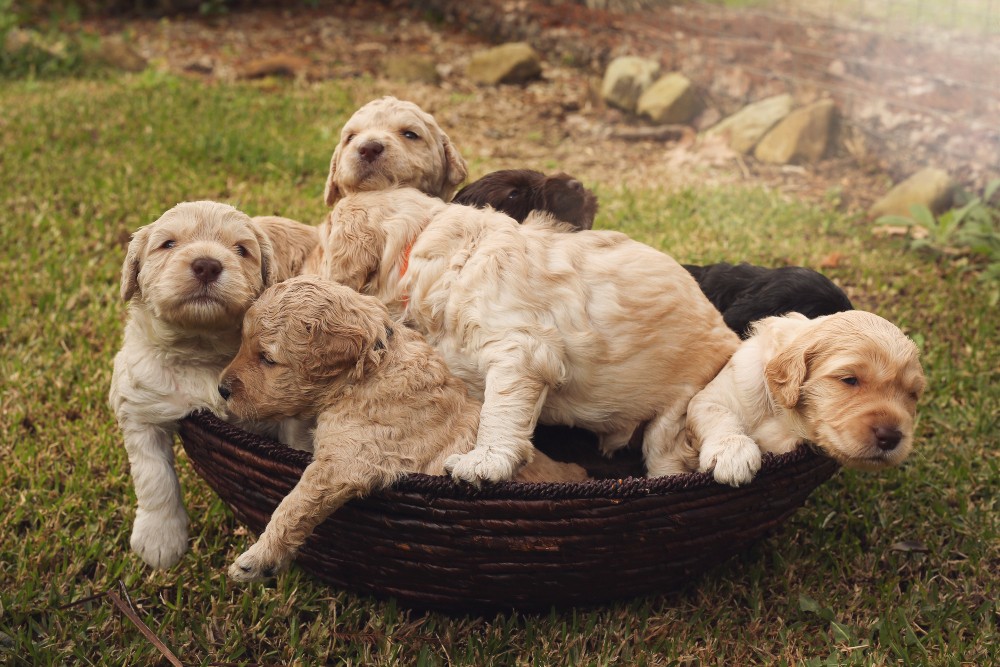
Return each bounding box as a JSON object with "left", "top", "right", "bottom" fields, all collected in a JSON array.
[
  {"left": 816, "top": 431, "right": 913, "bottom": 470},
  {"left": 159, "top": 295, "right": 245, "bottom": 330}
]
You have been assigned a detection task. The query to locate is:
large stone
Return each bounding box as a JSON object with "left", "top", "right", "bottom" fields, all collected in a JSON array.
[
  {"left": 870, "top": 168, "right": 954, "bottom": 219},
  {"left": 600, "top": 56, "right": 661, "bottom": 112},
  {"left": 383, "top": 55, "right": 441, "bottom": 84},
  {"left": 637, "top": 73, "right": 703, "bottom": 125},
  {"left": 754, "top": 99, "right": 837, "bottom": 164},
  {"left": 706, "top": 93, "right": 793, "bottom": 154},
  {"left": 467, "top": 42, "right": 541, "bottom": 85}
]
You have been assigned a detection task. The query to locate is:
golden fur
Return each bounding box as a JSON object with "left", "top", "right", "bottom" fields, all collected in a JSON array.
[
  {"left": 318, "top": 187, "right": 741, "bottom": 484},
  {"left": 219, "top": 276, "right": 587, "bottom": 581},
  {"left": 687, "top": 311, "right": 926, "bottom": 486},
  {"left": 109, "top": 201, "right": 280, "bottom": 569},
  {"left": 250, "top": 215, "right": 319, "bottom": 282}
]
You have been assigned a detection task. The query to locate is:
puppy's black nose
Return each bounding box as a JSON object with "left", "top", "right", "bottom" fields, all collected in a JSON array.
[
  {"left": 191, "top": 257, "right": 223, "bottom": 284},
  {"left": 357, "top": 140, "right": 384, "bottom": 163},
  {"left": 218, "top": 383, "right": 231, "bottom": 400},
  {"left": 567, "top": 179, "right": 583, "bottom": 191},
  {"left": 874, "top": 426, "right": 902, "bottom": 451}
]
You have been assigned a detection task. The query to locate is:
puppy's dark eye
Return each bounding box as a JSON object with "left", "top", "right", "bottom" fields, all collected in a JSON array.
[
  {"left": 260, "top": 352, "right": 276, "bottom": 367},
  {"left": 345, "top": 133, "right": 356, "bottom": 145},
  {"left": 401, "top": 130, "right": 419, "bottom": 140},
  {"left": 160, "top": 240, "right": 176, "bottom": 250},
  {"left": 841, "top": 377, "right": 859, "bottom": 386},
  {"left": 235, "top": 244, "right": 248, "bottom": 257},
  {"left": 506, "top": 189, "right": 522, "bottom": 200}
]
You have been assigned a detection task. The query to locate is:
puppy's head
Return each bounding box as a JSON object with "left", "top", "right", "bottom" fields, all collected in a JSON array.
[
  {"left": 539, "top": 172, "right": 598, "bottom": 230},
  {"left": 324, "top": 96, "right": 468, "bottom": 206},
  {"left": 121, "top": 201, "right": 276, "bottom": 331},
  {"left": 763, "top": 311, "right": 926, "bottom": 469},
  {"left": 218, "top": 276, "right": 392, "bottom": 420}
]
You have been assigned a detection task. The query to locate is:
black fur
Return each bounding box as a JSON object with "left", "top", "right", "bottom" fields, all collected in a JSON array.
[
  {"left": 452, "top": 169, "right": 597, "bottom": 231},
  {"left": 684, "top": 262, "right": 854, "bottom": 338}
]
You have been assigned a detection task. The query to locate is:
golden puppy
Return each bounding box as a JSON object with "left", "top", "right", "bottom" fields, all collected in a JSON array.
[
  {"left": 218, "top": 276, "right": 587, "bottom": 581},
  {"left": 318, "top": 187, "right": 741, "bottom": 484},
  {"left": 249, "top": 215, "right": 319, "bottom": 282},
  {"left": 109, "top": 201, "right": 279, "bottom": 569},
  {"left": 687, "top": 311, "right": 926, "bottom": 487}
]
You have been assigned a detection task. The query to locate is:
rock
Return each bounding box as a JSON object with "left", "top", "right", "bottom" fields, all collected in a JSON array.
[
  {"left": 383, "top": 54, "right": 441, "bottom": 84},
  {"left": 600, "top": 56, "right": 661, "bottom": 112},
  {"left": 236, "top": 54, "right": 310, "bottom": 80},
  {"left": 87, "top": 35, "right": 147, "bottom": 73},
  {"left": 706, "top": 93, "right": 793, "bottom": 154},
  {"left": 754, "top": 98, "right": 837, "bottom": 164},
  {"left": 870, "top": 168, "right": 954, "bottom": 219},
  {"left": 637, "top": 73, "right": 703, "bottom": 125},
  {"left": 467, "top": 42, "right": 541, "bottom": 85}
]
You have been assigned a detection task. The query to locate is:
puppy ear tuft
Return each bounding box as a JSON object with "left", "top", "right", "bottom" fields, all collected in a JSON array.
[
  {"left": 120, "top": 225, "right": 150, "bottom": 302},
  {"left": 323, "top": 144, "right": 342, "bottom": 207},
  {"left": 253, "top": 222, "right": 277, "bottom": 289},
  {"left": 440, "top": 130, "right": 468, "bottom": 198},
  {"left": 764, "top": 337, "right": 811, "bottom": 409}
]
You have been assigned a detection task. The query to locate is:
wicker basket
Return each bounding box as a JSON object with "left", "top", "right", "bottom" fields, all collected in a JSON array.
[{"left": 179, "top": 411, "right": 839, "bottom": 613}]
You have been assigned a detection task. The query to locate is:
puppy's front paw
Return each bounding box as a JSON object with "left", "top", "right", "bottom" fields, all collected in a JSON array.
[
  {"left": 131, "top": 508, "right": 189, "bottom": 569},
  {"left": 227, "top": 541, "right": 289, "bottom": 583},
  {"left": 444, "top": 448, "right": 521, "bottom": 486},
  {"left": 701, "top": 435, "right": 762, "bottom": 487}
]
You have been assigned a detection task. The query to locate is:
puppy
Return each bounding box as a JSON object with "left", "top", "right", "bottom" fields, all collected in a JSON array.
[
  {"left": 452, "top": 169, "right": 598, "bottom": 231},
  {"left": 109, "top": 201, "right": 281, "bottom": 569},
  {"left": 687, "top": 311, "right": 925, "bottom": 487},
  {"left": 249, "top": 215, "right": 319, "bottom": 282},
  {"left": 218, "top": 276, "right": 588, "bottom": 581},
  {"left": 684, "top": 262, "right": 853, "bottom": 338},
  {"left": 319, "top": 187, "right": 741, "bottom": 484},
  {"left": 302, "top": 95, "right": 470, "bottom": 275}
]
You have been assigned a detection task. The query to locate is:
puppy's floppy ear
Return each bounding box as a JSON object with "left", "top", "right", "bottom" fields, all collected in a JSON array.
[
  {"left": 440, "top": 130, "right": 468, "bottom": 195},
  {"left": 251, "top": 222, "right": 277, "bottom": 289},
  {"left": 764, "top": 334, "right": 812, "bottom": 409},
  {"left": 323, "top": 143, "right": 343, "bottom": 207},
  {"left": 120, "top": 224, "right": 151, "bottom": 302}
]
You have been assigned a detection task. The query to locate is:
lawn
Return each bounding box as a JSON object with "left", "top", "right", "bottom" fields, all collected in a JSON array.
[{"left": 1, "top": 72, "right": 997, "bottom": 666}]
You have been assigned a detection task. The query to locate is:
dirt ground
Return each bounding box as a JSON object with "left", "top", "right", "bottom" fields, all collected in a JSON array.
[{"left": 82, "top": 0, "right": 1000, "bottom": 213}]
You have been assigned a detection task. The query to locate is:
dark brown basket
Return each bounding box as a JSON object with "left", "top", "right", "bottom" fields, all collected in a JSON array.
[{"left": 179, "top": 411, "right": 839, "bottom": 613}]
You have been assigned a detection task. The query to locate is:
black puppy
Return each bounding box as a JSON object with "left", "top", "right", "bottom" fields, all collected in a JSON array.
[
  {"left": 452, "top": 169, "right": 597, "bottom": 231},
  {"left": 683, "top": 262, "right": 854, "bottom": 338}
]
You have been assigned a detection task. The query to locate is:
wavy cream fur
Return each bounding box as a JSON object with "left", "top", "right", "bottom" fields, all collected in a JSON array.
[
  {"left": 688, "top": 311, "right": 926, "bottom": 486},
  {"left": 319, "top": 187, "right": 741, "bottom": 483}
]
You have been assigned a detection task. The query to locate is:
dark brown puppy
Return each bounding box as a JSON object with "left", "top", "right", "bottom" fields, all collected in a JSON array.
[{"left": 452, "top": 169, "right": 598, "bottom": 231}]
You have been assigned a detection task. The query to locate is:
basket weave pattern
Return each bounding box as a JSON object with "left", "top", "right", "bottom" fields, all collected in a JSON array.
[{"left": 179, "top": 411, "right": 839, "bottom": 612}]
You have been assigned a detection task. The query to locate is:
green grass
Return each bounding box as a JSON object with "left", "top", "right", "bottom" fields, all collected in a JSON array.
[{"left": 1, "top": 73, "right": 997, "bottom": 666}]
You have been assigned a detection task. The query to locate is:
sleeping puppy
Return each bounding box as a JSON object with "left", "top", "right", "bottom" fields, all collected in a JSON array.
[
  {"left": 452, "top": 169, "right": 598, "bottom": 231},
  {"left": 687, "top": 310, "right": 925, "bottom": 487},
  {"left": 301, "top": 95, "right": 470, "bottom": 275},
  {"left": 109, "top": 201, "right": 290, "bottom": 569},
  {"left": 319, "top": 187, "right": 741, "bottom": 484},
  {"left": 218, "top": 276, "right": 588, "bottom": 581},
  {"left": 684, "top": 262, "right": 854, "bottom": 338}
]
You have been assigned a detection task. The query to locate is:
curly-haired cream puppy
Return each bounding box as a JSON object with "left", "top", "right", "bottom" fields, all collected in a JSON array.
[
  {"left": 218, "top": 276, "right": 588, "bottom": 581},
  {"left": 319, "top": 187, "right": 740, "bottom": 484},
  {"left": 452, "top": 169, "right": 598, "bottom": 231},
  {"left": 108, "top": 201, "right": 312, "bottom": 569},
  {"left": 687, "top": 311, "right": 926, "bottom": 487}
]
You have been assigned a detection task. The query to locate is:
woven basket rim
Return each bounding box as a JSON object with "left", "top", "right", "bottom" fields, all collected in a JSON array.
[{"left": 184, "top": 411, "right": 834, "bottom": 501}]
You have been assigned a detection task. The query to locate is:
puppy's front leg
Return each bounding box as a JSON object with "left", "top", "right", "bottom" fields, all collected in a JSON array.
[
  {"left": 686, "top": 373, "right": 761, "bottom": 487},
  {"left": 228, "top": 457, "right": 362, "bottom": 582},
  {"left": 445, "top": 362, "right": 547, "bottom": 486},
  {"left": 120, "top": 420, "right": 189, "bottom": 569}
]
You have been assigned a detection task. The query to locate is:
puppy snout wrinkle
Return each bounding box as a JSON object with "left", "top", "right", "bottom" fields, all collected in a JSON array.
[
  {"left": 218, "top": 383, "right": 231, "bottom": 400},
  {"left": 358, "top": 140, "right": 384, "bottom": 162},
  {"left": 191, "top": 257, "right": 223, "bottom": 284},
  {"left": 874, "top": 425, "right": 903, "bottom": 451}
]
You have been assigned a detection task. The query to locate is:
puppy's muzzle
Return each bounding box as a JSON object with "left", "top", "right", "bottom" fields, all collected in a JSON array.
[
  {"left": 191, "top": 257, "right": 223, "bottom": 285},
  {"left": 873, "top": 425, "right": 903, "bottom": 451},
  {"left": 358, "top": 140, "right": 384, "bottom": 163}
]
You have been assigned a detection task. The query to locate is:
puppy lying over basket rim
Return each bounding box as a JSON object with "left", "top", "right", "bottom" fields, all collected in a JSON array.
[
  {"left": 687, "top": 310, "right": 926, "bottom": 487},
  {"left": 217, "top": 276, "right": 587, "bottom": 582}
]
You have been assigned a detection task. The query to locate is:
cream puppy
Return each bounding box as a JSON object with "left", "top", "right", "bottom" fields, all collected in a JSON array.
[
  {"left": 109, "top": 201, "right": 284, "bottom": 569},
  {"left": 218, "top": 277, "right": 588, "bottom": 581},
  {"left": 319, "top": 187, "right": 741, "bottom": 484},
  {"left": 688, "top": 311, "right": 926, "bottom": 487}
]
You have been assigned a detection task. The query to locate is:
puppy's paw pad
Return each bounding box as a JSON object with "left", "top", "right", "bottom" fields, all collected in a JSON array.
[
  {"left": 706, "top": 435, "right": 762, "bottom": 487},
  {"left": 444, "top": 449, "right": 519, "bottom": 485},
  {"left": 131, "top": 511, "right": 189, "bottom": 569}
]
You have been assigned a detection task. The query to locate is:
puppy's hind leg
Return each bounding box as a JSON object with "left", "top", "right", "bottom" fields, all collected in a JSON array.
[
  {"left": 641, "top": 391, "right": 701, "bottom": 478},
  {"left": 122, "top": 421, "right": 189, "bottom": 569}
]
